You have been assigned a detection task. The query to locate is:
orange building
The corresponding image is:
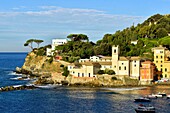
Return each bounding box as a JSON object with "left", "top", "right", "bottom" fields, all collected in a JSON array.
[{"left": 140, "top": 61, "right": 156, "bottom": 84}]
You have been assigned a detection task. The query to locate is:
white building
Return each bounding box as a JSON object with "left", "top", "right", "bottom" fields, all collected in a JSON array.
[
  {"left": 46, "top": 39, "right": 67, "bottom": 56},
  {"left": 68, "top": 45, "right": 141, "bottom": 78}
]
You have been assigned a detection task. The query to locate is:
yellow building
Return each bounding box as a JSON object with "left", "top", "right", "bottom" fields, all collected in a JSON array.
[{"left": 153, "top": 45, "right": 170, "bottom": 78}]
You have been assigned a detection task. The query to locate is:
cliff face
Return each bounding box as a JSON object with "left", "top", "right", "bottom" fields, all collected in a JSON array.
[{"left": 20, "top": 51, "right": 62, "bottom": 76}]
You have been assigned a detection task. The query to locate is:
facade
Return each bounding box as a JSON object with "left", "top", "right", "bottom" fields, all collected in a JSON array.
[
  {"left": 46, "top": 38, "right": 67, "bottom": 56},
  {"left": 68, "top": 45, "right": 141, "bottom": 78},
  {"left": 112, "top": 45, "right": 140, "bottom": 77},
  {"left": 153, "top": 45, "right": 170, "bottom": 78},
  {"left": 140, "top": 61, "right": 156, "bottom": 84},
  {"left": 68, "top": 62, "right": 101, "bottom": 77}
]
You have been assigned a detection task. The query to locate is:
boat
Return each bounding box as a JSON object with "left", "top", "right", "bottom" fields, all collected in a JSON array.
[
  {"left": 158, "top": 92, "right": 166, "bottom": 96},
  {"left": 146, "top": 95, "right": 157, "bottom": 99},
  {"left": 149, "top": 94, "right": 163, "bottom": 98},
  {"left": 135, "top": 104, "right": 155, "bottom": 113},
  {"left": 134, "top": 97, "right": 151, "bottom": 102},
  {"left": 167, "top": 95, "right": 170, "bottom": 99}
]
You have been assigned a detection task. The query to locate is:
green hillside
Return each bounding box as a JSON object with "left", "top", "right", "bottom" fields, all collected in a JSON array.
[{"left": 56, "top": 14, "right": 170, "bottom": 62}]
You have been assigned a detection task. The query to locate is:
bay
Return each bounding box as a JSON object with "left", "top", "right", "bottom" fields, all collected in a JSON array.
[{"left": 0, "top": 53, "right": 169, "bottom": 113}]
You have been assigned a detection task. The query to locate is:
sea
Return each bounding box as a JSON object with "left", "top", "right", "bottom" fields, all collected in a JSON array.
[{"left": 0, "top": 53, "right": 170, "bottom": 113}]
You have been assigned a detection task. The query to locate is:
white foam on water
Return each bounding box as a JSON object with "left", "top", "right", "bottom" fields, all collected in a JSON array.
[
  {"left": 8, "top": 71, "right": 22, "bottom": 76},
  {"left": 102, "top": 87, "right": 147, "bottom": 92},
  {"left": 10, "top": 77, "right": 22, "bottom": 80}
]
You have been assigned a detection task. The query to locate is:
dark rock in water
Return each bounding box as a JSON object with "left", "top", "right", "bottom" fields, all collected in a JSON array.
[{"left": 0, "top": 85, "right": 35, "bottom": 92}]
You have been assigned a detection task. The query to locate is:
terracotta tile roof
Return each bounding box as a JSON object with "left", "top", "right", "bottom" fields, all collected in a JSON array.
[
  {"left": 100, "top": 56, "right": 112, "bottom": 59},
  {"left": 98, "top": 62, "right": 112, "bottom": 65},
  {"left": 130, "top": 56, "right": 141, "bottom": 60},
  {"left": 119, "top": 56, "right": 129, "bottom": 61},
  {"left": 81, "top": 62, "right": 101, "bottom": 67}
]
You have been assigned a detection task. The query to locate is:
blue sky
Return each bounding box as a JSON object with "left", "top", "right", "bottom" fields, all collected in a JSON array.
[{"left": 0, "top": 0, "right": 170, "bottom": 52}]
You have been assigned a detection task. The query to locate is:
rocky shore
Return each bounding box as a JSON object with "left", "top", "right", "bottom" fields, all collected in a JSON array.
[
  {"left": 14, "top": 51, "right": 143, "bottom": 88},
  {"left": 0, "top": 84, "right": 35, "bottom": 92}
]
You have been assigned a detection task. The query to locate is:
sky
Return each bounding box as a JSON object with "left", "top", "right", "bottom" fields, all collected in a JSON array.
[{"left": 0, "top": 0, "right": 170, "bottom": 52}]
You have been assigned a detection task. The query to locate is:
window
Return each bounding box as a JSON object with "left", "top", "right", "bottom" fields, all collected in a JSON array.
[
  {"left": 124, "top": 66, "right": 126, "bottom": 70},
  {"left": 156, "top": 61, "right": 158, "bottom": 63},
  {"left": 73, "top": 71, "right": 75, "bottom": 74},
  {"left": 161, "top": 56, "right": 163, "bottom": 59},
  {"left": 134, "top": 64, "right": 136, "bottom": 67},
  {"left": 160, "top": 65, "right": 162, "bottom": 67},
  {"left": 114, "top": 49, "right": 116, "bottom": 53},
  {"left": 82, "top": 73, "right": 84, "bottom": 77},
  {"left": 161, "top": 61, "right": 162, "bottom": 63},
  {"left": 161, "top": 68, "right": 162, "bottom": 72},
  {"left": 89, "top": 73, "right": 90, "bottom": 77},
  {"left": 156, "top": 56, "right": 158, "bottom": 58},
  {"left": 110, "top": 66, "right": 112, "bottom": 68},
  {"left": 165, "top": 74, "right": 167, "bottom": 78},
  {"left": 165, "top": 68, "right": 167, "bottom": 72},
  {"left": 134, "top": 61, "right": 136, "bottom": 63},
  {"left": 160, "top": 51, "right": 163, "bottom": 53},
  {"left": 119, "top": 66, "right": 121, "bottom": 70},
  {"left": 78, "top": 73, "right": 80, "bottom": 77},
  {"left": 122, "top": 63, "right": 124, "bottom": 65},
  {"left": 114, "top": 66, "right": 116, "bottom": 68}
]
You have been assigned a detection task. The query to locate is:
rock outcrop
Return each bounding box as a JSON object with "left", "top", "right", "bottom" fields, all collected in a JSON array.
[{"left": 17, "top": 51, "right": 140, "bottom": 87}]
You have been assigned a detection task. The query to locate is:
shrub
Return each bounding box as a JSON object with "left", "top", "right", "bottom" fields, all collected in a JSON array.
[
  {"left": 98, "top": 70, "right": 105, "bottom": 74},
  {"left": 60, "top": 64, "right": 64, "bottom": 68},
  {"left": 106, "top": 70, "right": 115, "bottom": 75},
  {"left": 111, "top": 76, "right": 117, "bottom": 80},
  {"left": 48, "top": 57, "right": 53, "bottom": 64}
]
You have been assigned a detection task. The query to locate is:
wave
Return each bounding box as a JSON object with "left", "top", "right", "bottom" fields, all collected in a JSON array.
[
  {"left": 10, "top": 77, "right": 22, "bottom": 80},
  {"left": 102, "top": 87, "right": 147, "bottom": 92},
  {"left": 34, "top": 84, "right": 62, "bottom": 89},
  {"left": 8, "top": 71, "right": 22, "bottom": 76}
]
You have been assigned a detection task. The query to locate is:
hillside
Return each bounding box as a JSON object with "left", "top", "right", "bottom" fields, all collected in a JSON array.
[
  {"left": 56, "top": 14, "right": 170, "bottom": 62},
  {"left": 95, "top": 14, "right": 170, "bottom": 58}
]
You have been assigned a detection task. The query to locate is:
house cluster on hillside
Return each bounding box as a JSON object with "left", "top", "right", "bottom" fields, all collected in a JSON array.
[
  {"left": 46, "top": 39, "right": 67, "bottom": 56},
  {"left": 47, "top": 38, "right": 169, "bottom": 84}
]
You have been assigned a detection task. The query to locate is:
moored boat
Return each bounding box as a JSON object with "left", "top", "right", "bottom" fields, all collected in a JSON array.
[
  {"left": 167, "top": 95, "right": 170, "bottom": 99},
  {"left": 135, "top": 104, "right": 155, "bottom": 113},
  {"left": 134, "top": 97, "right": 151, "bottom": 102},
  {"left": 158, "top": 92, "right": 166, "bottom": 96}
]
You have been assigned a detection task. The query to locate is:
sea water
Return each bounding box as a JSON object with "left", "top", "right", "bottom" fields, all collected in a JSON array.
[{"left": 0, "top": 53, "right": 170, "bottom": 113}]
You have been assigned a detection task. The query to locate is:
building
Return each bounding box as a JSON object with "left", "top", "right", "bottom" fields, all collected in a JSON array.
[
  {"left": 46, "top": 38, "right": 67, "bottom": 56},
  {"left": 68, "top": 45, "right": 141, "bottom": 78},
  {"left": 68, "top": 62, "right": 101, "bottom": 78},
  {"left": 140, "top": 61, "right": 156, "bottom": 84},
  {"left": 152, "top": 45, "right": 170, "bottom": 78},
  {"left": 112, "top": 45, "right": 141, "bottom": 78}
]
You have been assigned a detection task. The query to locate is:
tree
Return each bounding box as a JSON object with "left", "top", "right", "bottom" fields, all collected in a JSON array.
[
  {"left": 67, "top": 34, "right": 89, "bottom": 41},
  {"left": 24, "top": 39, "right": 34, "bottom": 50},
  {"left": 156, "top": 28, "right": 168, "bottom": 38},
  {"left": 34, "top": 39, "right": 44, "bottom": 48},
  {"left": 62, "top": 67, "right": 69, "bottom": 77}
]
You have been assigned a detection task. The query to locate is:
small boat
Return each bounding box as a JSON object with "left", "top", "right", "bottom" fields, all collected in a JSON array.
[
  {"left": 146, "top": 95, "right": 157, "bottom": 99},
  {"left": 158, "top": 92, "right": 166, "bottom": 96},
  {"left": 135, "top": 104, "right": 155, "bottom": 113},
  {"left": 149, "top": 94, "right": 162, "bottom": 98},
  {"left": 167, "top": 95, "right": 170, "bottom": 99},
  {"left": 134, "top": 97, "right": 151, "bottom": 102}
]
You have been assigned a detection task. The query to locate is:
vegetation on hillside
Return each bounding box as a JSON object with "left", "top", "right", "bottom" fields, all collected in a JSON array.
[{"left": 25, "top": 14, "right": 170, "bottom": 63}]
